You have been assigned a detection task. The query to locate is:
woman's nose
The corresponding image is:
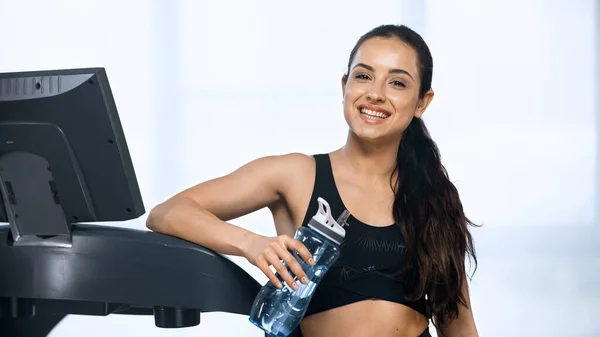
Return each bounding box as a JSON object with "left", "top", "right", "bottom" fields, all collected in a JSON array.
[{"left": 366, "top": 90, "right": 385, "bottom": 102}]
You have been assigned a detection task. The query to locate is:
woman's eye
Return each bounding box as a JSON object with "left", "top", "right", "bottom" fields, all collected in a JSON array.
[
  {"left": 391, "top": 80, "right": 406, "bottom": 88},
  {"left": 354, "top": 74, "right": 370, "bottom": 80}
]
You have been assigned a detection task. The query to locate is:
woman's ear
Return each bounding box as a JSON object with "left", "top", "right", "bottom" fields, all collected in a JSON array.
[{"left": 414, "top": 89, "right": 434, "bottom": 118}]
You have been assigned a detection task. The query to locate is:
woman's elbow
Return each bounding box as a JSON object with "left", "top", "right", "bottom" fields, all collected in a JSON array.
[{"left": 146, "top": 202, "right": 171, "bottom": 233}]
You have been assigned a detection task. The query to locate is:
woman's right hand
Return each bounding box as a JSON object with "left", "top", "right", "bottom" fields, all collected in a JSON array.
[{"left": 243, "top": 234, "right": 314, "bottom": 291}]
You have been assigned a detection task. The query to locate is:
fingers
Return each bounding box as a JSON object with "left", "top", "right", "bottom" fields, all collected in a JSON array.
[
  {"left": 286, "top": 238, "right": 314, "bottom": 267},
  {"left": 272, "top": 243, "right": 308, "bottom": 286},
  {"left": 255, "top": 235, "right": 316, "bottom": 290},
  {"left": 255, "top": 255, "right": 282, "bottom": 289},
  {"left": 264, "top": 249, "right": 298, "bottom": 290}
]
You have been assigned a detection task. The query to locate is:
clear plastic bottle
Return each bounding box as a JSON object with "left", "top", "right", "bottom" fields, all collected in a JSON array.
[{"left": 248, "top": 197, "right": 346, "bottom": 337}]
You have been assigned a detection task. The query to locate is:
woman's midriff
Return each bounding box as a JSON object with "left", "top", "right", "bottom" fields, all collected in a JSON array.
[{"left": 299, "top": 298, "right": 429, "bottom": 337}]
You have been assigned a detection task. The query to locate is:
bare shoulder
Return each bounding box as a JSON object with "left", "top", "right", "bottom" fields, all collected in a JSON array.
[
  {"left": 235, "top": 152, "right": 313, "bottom": 171},
  {"left": 273, "top": 152, "right": 315, "bottom": 168},
  {"left": 274, "top": 152, "right": 316, "bottom": 198},
  {"left": 251, "top": 152, "right": 315, "bottom": 197},
  {"left": 274, "top": 151, "right": 315, "bottom": 178},
  {"left": 172, "top": 152, "right": 315, "bottom": 223},
  {"left": 228, "top": 152, "right": 314, "bottom": 187}
]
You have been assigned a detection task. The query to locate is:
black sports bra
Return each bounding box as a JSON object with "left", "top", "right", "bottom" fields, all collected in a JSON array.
[{"left": 300, "top": 154, "right": 429, "bottom": 318}]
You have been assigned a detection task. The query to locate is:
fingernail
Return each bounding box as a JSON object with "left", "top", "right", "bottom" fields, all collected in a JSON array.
[
  {"left": 301, "top": 277, "right": 308, "bottom": 284},
  {"left": 292, "top": 282, "right": 298, "bottom": 290},
  {"left": 276, "top": 282, "right": 283, "bottom": 288},
  {"left": 308, "top": 258, "right": 314, "bottom": 265}
]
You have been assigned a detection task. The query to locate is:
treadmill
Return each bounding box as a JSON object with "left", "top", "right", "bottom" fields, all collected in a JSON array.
[{"left": 0, "top": 68, "right": 262, "bottom": 336}]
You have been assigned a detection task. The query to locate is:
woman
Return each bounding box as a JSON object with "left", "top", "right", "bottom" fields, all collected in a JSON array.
[{"left": 147, "top": 24, "right": 479, "bottom": 337}]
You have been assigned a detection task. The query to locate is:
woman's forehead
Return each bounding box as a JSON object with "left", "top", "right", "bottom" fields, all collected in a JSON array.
[{"left": 351, "top": 37, "right": 419, "bottom": 77}]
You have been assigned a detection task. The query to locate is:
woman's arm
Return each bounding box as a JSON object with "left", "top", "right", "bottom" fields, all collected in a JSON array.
[
  {"left": 146, "top": 153, "right": 310, "bottom": 256},
  {"left": 436, "top": 275, "right": 479, "bottom": 337}
]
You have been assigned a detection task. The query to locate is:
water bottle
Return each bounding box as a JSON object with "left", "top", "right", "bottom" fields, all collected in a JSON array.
[{"left": 248, "top": 197, "right": 346, "bottom": 337}]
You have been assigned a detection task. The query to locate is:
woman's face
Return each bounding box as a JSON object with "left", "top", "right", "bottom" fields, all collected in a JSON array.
[{"left": 342, "top": 37, "right": 433, "bottom": 143}]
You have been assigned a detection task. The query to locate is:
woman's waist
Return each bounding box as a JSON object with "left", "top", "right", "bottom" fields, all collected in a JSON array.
[{"left": 300, "top": 299, "right": 430, "bottom": 337}]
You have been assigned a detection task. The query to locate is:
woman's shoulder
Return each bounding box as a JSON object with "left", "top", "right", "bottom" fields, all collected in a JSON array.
[
  {"left": 258, "top": 152, "right": 318, "bottom": 187},
  {"left": 275, "top": 152, "right": 315, "bottom": 167},
  {"left": 251, "top": 151, "right": 312, "bottom": 166},
  {"left": 259, "top": 152, "right": 316, "bottom": 180},
  {"left": 236, "top": 152, "right": 315, "bottom": 182}
]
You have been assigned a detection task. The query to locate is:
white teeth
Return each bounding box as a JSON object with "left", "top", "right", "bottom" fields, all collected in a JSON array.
[{"left": 360, "top": 108, "right": 388, "bottom": 119}]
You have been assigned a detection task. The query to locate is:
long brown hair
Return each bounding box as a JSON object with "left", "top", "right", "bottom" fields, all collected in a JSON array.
[{"left": 344, "top": 25, "right": 478, "bottom": 331}]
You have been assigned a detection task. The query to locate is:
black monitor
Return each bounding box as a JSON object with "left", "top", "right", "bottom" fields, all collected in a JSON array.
[{"left": 0, "top": 67, "right": 144, "bottom": 246}]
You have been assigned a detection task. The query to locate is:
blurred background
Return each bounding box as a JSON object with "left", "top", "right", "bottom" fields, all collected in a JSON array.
[{"left": 0, "top": 0, "right": 597, "bottom": 336}]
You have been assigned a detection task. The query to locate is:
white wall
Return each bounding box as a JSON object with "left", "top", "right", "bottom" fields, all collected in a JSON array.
[{"left": 0, "top": 0, "right": 597, "bottom": 336}]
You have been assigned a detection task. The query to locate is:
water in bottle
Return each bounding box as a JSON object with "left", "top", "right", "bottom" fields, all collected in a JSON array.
[{"left": 248, "top": 197, "right": 346, "bottom": 337}]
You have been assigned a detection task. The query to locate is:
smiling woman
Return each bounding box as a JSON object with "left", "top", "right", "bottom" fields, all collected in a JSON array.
[
  {"left": 341, "top": 35, "right": 428, "bottom": 145},
  {"left": 147, "top": 24, "right": 479, "bottom": 337}
]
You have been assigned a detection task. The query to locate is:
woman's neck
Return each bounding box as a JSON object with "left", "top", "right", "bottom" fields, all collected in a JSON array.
[{"left": 335, "top": 131, "right": 400, "bottom": 178}]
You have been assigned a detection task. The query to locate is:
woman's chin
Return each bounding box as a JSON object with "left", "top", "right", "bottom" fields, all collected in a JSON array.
[
  {"left": 344, "top": 116, "right": 401, "bottom": 145},
  {"left": 350, "top": 128, "right": 398, "bottom": 145}
]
